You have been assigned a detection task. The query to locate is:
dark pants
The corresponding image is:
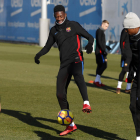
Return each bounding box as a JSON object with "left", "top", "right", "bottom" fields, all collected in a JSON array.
[
  {"left": 119, "top": 66, "right": 134, "bottom": 82},
  {"left": 129, "top": 75, "right": 140, "bottom": 136},
  {"left": 119, "top": 57, "right": 134, "bottom": 82},
  {"left": 96, "top": 54, "right": 107, "bottom": 75},
  {"left": 56, "top": 61, "right": 88, "bottom": 110}
]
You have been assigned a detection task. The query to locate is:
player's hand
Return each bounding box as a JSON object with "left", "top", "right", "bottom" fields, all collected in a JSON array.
[
  {"left": 85, "top": 43, "right": 93, "bottom": 54},
  {"left": 34, "top": 54, "right": 40, "bottom": 64},
  {"left": 106, "top": 45, "right": 111, "bottom": 51}
]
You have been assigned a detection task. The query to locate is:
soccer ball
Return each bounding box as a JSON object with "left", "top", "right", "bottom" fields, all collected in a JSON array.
[{"left": 57, "top": 109, "right": 74, "bottom": 125}]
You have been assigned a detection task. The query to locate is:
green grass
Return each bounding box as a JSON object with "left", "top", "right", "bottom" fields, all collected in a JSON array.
[{"left": 0, "top": 42, "right": 135, "bottom": 140}]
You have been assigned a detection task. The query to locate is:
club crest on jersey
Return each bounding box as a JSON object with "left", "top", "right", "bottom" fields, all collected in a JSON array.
[{"left": 66, "top": 27, "right": 71, "bottom": 32}]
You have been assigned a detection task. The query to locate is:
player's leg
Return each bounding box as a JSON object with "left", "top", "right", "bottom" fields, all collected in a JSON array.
[
  {"left": 57, "top": 65, "right": 77, "bottom": 136},
  {"left": 95, "top": 60, "right": 107, "bottom": 87},
  {"left": 56, "top": 66, "right": 69, "bottom": 110},
  {"left": 116, "top": 68, "right": 126, "bottom": 94},
  {"left": 125, "top": 63, "right": 133, "bottom": 93},
  {"left": 94, "top": 54, "right": 102, "bottom": 87},
  {"left": 129, "top": 76, "right": 140, "bottom": 139},
  {"left": 125, "top": 70, "right": 133, "bottom": 93},
  {"left": 95, "top": 54, "right": 107, "bottom": 86},
  {"left": 64, "top": 74, "right": 72, "bottom": 109},
  {"left": 71, "top": 61, "right": 91, "bottom": 113}
]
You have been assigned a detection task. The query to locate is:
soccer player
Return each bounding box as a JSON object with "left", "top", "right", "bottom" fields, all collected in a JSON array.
[
  {"left": 34, "top": 5, "right": 94, "bottom": 136},
  {"left": 123, "top": 12, "right": 140, "bottom": 140},
  {"left": 116, "top": 28, "right": 134, "bottom": 94},
  {"left": 94, "top": 20, "right": 110, "bottom": 87}
]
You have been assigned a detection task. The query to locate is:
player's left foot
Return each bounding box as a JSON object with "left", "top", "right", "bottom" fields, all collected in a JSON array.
[
  {"left": 82, "top": 104, "right": 92, "bottom": 113},
  {"left": 59, "top": 124, "right": 77, "bottom": 136}
]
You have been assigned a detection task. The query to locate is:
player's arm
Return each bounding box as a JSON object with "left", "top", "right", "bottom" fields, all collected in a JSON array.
[
  {"left": 34, "top": 30, "right": 55, "bottom": 64},
  {"left": 74, "top": 22, "right": 94, "bottom": 54},
  {"left": 120, "top": 29, "right": 129, "bottom": 59}
]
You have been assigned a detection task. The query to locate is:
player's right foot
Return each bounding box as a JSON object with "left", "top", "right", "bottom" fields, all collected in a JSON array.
[
  {"left": 125, "top": 89, "right": 131, "bottom": 93},
  {"left": 94, "top": 81, "right": 101, "bottom": 87},
  {"left": 82, "top": 104, "right": 92, "bottom": 113},
  {"left": 59, "top": 124, "right": 77, "bottom": 136},
  {"left": 116, "top": 88, "right": 121, "bottom": 94}
]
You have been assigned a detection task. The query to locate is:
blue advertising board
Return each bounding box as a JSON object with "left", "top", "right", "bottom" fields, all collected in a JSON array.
[{"left": 0, "top": 0, "right": 101, "bottom": 43}]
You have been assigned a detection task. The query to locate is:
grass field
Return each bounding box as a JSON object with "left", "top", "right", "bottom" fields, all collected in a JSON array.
[{"left": 0, "top": 42, "right": 135, "bottom": 140}]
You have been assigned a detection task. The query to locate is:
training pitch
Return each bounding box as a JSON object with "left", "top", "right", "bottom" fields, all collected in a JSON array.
[{"left": 0, "top": 42, "right": 135, "bottom": 140}]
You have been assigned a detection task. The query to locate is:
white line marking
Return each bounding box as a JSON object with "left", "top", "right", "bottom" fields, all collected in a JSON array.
[
  {"left": 79, "top": 6, "right": 96, "bottom": 17},
  {"left": 31, "top": 9, "right": 41, "bottom": 17},
  {"left": 11, "top": 8, "right": 22, "bottom": 17}
]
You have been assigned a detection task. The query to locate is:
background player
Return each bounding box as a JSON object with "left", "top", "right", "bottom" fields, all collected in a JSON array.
[
  {"left": 94, "top": 20, "right": 110, "bottom": 87},
  {"left": 116, "top": 28, "right": 134, "bottom": 94}
]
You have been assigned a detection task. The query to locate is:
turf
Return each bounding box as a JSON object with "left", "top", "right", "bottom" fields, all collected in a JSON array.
[{"left": 0, "top": 42, "right": 135, "bottom": 140}]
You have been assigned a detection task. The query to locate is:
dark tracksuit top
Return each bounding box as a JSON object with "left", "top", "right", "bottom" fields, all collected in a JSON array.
[
  {"left": 129, "top": 32, "right": 140, "bottom": 136},
  {"left": 95, "top": 27, "right": 107, "bottom": 64},
  {"left": 36, "top": 19, "right": 94, "bottom": 68},
  {"left": 120, "top": 29, "right": 132, "bottom": 68}
]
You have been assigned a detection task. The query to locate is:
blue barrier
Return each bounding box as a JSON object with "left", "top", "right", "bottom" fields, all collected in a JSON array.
[{"left": 0, "top": 0, "right": 102, "bottom": 44}]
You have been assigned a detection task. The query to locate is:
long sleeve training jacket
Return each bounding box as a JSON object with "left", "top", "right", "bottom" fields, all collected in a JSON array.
[
  {"left": 95, "top": 27, "right": 106, "bottom": 55},
  {"left": 36, "top": 19, "right": 94, "bottom": 68},
  {"left": 120, "top": 29, "right": 132, "bottom": 59}
]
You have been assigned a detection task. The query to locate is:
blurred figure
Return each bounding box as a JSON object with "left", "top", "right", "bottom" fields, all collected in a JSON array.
[
  {"left": 116, "top": 28, "right": 134, "bottom": 94},
  {"left": 123, "top": 12, "right": 140, "bottom": 140},
  {"left": 94, "top": 20, "right": 110, "bottom": 87}
]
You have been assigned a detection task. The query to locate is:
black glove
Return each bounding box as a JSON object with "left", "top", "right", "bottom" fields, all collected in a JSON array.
[
  {"left": 34, "top": 54, "right": 40, "bottom": 64},
  {"left": 85, "top": 43, "right": 93, "bottom": 54},
  {"left": 106, "top": 45, "right": 112, "bottom": 51}
]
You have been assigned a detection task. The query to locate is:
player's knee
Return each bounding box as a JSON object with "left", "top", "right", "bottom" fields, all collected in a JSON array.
[
  {"left": 74, "top": 75, "right": 83, "bottom": 83},
  {"left": 57, "top": 92, "right": 65, "bottom": 100}
]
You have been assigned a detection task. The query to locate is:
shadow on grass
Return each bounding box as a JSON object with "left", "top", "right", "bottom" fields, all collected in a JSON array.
[
  {"left": 70, "top": 79, "right": 118, "bottom": 94},
  {"left": 1, "top": 109, "right": 127, "bottom": 140},
  {"left": 85, "top": 82, "right": 130, "bottom": 95},
  {"left": 34, "top": 131, "right": 74, "bottom": 140},
  {"left": 1, "top": 109, "right": 74, "bottom": 140},
  {"left": 88, "top": 74, "right": 119, "bottom": 81},
  {"left": 35, "top": 117, "right": 127, "bottom": 140},
  {"left": 85, "top": 82, "right": 117, "bottom": 93}
]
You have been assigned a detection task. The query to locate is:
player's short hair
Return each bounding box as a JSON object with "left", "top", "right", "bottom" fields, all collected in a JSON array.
[
  {"left": 102, "top": 20, "right": 109, "bottom": 24},
  {"left": 54, "top": 5, "right": 65, "bottom": 13}
]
